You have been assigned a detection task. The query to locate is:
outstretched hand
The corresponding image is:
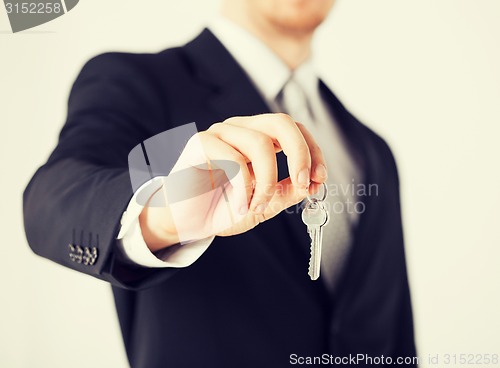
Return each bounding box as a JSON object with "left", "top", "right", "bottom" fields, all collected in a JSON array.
[{"left": 139, "top": 113, "right": 328, "bottom": 251}]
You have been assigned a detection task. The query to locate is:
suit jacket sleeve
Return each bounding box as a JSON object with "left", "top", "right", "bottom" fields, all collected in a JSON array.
[{"left": 23, "top": 52, "right": 180, "bottom": 290}]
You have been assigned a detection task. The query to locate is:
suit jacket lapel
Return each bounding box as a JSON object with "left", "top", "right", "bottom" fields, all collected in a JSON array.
[
  {"left": 182, "top": 29, "right": 270, "bottom": 123},
  {"left": 318, "top": 81, "right": 384, "bottom": 303}
]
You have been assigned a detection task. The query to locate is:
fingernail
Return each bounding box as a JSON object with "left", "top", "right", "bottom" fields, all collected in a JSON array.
[
  {"left": 314, "top": 164, "right": 327, "bottom": 179},
  {"left": 253, "top": 203, "right": 267, "bottom": 214},
  {"left": 297, "top": 168, "right": 310, "bottom": 188}
]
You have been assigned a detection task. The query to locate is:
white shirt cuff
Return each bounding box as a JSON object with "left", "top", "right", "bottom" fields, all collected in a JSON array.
[{"left": 117, "top": 177, "right": 215, "bottom": 268}]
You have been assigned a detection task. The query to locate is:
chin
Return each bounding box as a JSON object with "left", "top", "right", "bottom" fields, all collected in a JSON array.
[
  {"left": 276, "top": 15, "right": 327, "bottom": 34},
  {"left": 265, "top": 0, "right": 334, "bottom": 34}
]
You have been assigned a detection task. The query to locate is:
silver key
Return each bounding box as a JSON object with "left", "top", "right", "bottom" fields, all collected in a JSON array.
[{"left": 302, "top": 199, "right": 328, "bottom": 280}]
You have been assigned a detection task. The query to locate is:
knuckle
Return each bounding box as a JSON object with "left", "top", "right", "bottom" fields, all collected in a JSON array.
[
  {"left": 195, "top": 130, "right": 209, "bottom": 139},
  {"left": 275, "top": 112, "right": 294, "bottom": 125},
  {"left": 253, "top": 133, "right": 274, "bottom": 150},
  {"left": 208, "top": 122, "right": 224, "bottom": 133},
  {"left": 194, "top": 130, "right": 211, "bottom": 143},
  {"left": 224, "top": 116, "right": 246, "bottom": 126}
]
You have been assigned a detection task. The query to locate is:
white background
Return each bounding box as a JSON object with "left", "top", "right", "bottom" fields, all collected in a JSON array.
[{"left": 1, "top": 0, "right": 499, "bottom": 367}]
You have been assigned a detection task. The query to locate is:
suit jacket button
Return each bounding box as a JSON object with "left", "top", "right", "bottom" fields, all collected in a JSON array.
[
  {"left": 75, "top": 245, "right": 83, "bottom": 263},
  {"left": 83, "top": 246, "right": 98, "bottom": 266},
  {"left": 68, "top": 243, "right": 82, "bottom": 263},
  {"left": 91, "top": 247, "right": 98, "bottom": 265},
  {"left": 68, "top": 244, "right": 75, "bottom": 262}
]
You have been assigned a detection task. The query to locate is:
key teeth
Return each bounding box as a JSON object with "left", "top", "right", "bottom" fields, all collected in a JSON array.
[{"left": 308, "top": 248, "right": 319, "bottom": 280}]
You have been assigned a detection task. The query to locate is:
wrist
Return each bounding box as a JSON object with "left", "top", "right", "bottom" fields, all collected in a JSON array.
[{"left": 139, "top": 204, "right": 180, "bottom": 252}]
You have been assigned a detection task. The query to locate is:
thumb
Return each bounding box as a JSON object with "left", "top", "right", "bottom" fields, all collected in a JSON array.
[{"left": 263, "top": 177, "right": 309, "bottom": 220}]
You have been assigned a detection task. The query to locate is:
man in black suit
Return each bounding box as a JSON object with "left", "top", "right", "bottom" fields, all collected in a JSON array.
[{"left": 24, "top": 0, "right": 417, "bottom": 367}]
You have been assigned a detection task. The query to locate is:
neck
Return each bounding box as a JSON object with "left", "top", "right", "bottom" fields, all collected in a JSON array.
[{"left": 221, "top": 11, "right": 313, "bottom": 70}]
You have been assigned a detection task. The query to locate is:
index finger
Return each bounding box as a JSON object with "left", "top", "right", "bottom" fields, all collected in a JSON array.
[{"left": 226, "top": 113, "right": 312, "bottom": 190}]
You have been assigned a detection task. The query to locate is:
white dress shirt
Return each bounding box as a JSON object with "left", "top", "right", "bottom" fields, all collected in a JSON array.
[{"left": 117, "top": 16, "right": 361, "bottom": 270}]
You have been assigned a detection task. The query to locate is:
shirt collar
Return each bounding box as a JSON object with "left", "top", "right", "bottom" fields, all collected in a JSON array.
[{"left": 208, "top": 16, "right": 318, "bottom": 103}]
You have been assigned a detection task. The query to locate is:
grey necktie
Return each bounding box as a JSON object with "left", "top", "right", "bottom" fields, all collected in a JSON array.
[{"left": 276, "top": 75, "right": 353, "bottom": 293}]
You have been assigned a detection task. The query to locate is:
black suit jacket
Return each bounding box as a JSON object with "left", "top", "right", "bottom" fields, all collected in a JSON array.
[{"left": 24, "top": 29, "right": 416, "bottom": 367}]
